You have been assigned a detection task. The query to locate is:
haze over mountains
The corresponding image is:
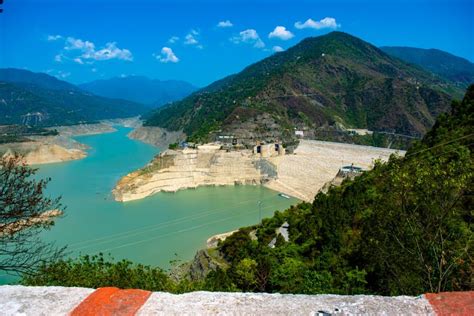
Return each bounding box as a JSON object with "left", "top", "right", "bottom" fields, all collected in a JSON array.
[
  {"left": 0, "top": 69, "right": 149, "bottom": 126},
  {"left": 146, "top": 32, "right": 463, "bottom": 145},
  {"left": 381, "top": 46, "right": 474, "bottom": 86},
  {"left": 79, "top": 76, "right": 197, "bottom": 107}
]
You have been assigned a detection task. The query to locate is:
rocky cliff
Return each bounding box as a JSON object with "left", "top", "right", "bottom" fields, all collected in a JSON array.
[
  {"left": 127, "top": 126, "right": 185, "bottom": 149},
  {"left": 113, "top": 144, "right": 268, "bottom": 202}
]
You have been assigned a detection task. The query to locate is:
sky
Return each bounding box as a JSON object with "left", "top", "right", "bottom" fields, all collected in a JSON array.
[{"left": 0, "top": 0, "right": 473, "bottom": 87}]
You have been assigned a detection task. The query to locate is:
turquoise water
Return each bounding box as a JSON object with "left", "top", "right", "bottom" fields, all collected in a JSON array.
[{"left": 1, "top": 127, "right": 297, "bottom": 283}]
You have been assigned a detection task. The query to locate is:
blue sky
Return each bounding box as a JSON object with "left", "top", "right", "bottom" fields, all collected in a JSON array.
[{"left": 0, "top": 0, "right": 473, "bottom": 87}]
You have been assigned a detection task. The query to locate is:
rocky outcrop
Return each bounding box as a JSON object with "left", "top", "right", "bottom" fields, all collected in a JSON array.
[
  {"left": 187, "top": 249, "right": 228, "bottom": 281},
  {"left": 0, "top": 141, "right": 86, "bottom": 165},
  {"left": 128, "top": 126, "right": 185, "bottom": 149},
  {"left": 113, "top": 145, "right": 268, "bottom": 202}
]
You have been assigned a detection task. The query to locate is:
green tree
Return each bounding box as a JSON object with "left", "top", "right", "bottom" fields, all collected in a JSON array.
[
  {"left": 232, "top": 258, "right": 258, "bottom": 291},
  {"left": 0, "top": 154, "right": 65, "bottom": 276}
]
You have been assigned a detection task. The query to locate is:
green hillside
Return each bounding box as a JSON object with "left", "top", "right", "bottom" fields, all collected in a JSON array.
[
  {"left": 0, "top": 69, "right": 149, "bottom": 126},
  {"left": 381, "top": 46, "right": 474, "bottom": 87},
  {"left": 146, "top": 32, "right": 462, "bottom": 145}
]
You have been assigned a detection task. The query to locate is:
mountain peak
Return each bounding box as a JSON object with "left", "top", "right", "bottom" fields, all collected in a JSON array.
[{"left": 146, "top": 32, "right": 459, "bottom": 145}]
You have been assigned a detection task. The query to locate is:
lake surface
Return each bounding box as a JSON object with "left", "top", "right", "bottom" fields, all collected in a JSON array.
[{"left": 1, "top": 127, "right": 297, "bottom": 283}]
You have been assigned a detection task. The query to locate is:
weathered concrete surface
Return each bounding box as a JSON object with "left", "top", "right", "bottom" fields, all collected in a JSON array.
[
  {"left": 0, "top": 285, "right": 446, "bottom": 316},
  {"left": 0, "top": 285, "right": 94, "bottom": 315},
  {"left": 138, "top": 292, "right": 435, "bottom": 315},
  {"left": 1, "top": 286, "right": 473, "bottom": 315}
]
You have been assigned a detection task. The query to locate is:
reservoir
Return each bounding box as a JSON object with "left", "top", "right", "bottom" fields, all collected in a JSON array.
[{"left": 1, "top": 127, "right": 297, "bottom": 283}]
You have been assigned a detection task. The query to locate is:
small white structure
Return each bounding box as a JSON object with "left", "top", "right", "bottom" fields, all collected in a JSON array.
[{"left": 295, "top": 130, "right": 304, "bottom": 137}]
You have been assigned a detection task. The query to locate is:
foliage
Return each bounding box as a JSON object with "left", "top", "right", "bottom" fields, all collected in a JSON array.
[
  {"left": 168, "top": 142, "right": 179, "bottom": 150},
  {"left": 0, "top": 154, "right": 65, "bottom": 275},
  {"left": 22, "top": 254, "right": 174, "bottom": 291}
]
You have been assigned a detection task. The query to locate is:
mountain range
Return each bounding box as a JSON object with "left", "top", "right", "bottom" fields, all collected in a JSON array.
[
  {"left": 79, "top": 76, "right": 197, "bottom": 106},
  {"left": 145, "top": 32, "right": 463, "bottom": 145},
  {"left": 0, "top": 69, "right": 149, "bottom": 126},
  {"left": 381, "top": 46, "right": 474, "bottom": 87}
]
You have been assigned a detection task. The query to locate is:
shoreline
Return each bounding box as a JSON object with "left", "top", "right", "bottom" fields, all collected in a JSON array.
[
  {"left": 0, "top": 117, "right": 141, "bottom": 166},
  {"left": 113, "top": 139, "right": 404, "bottom": 203}
]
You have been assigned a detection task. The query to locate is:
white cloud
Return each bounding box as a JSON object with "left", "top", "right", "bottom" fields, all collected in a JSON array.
[
  {"left": 53, "top": 36, "right": 133, "bottom": 63},
  {"left": 53, "top": 70, "right": 70, "bottom": 79},
  {"left": 268, "top": 26, "right": 294, "bottom": 40},
  {"left": 91, "top": 68, "right": 97, "bottom": 73},
  {"left": 155, "top": 47, "right": 179, "bottom": 63},
  {"left": 272, "top": 46, "right": 284, "bottom": 52},
  {"left": 185, "top": 34, "right": 198, "bottom": 45},
  {"left": 65, "top": 37, "right": 95, "bottom": 52},
  {"left": 294, "top": 17, "right": 340, "bottom": 30},
  {"left": 54, "top": 54, "right": 63, "bottom": 63},
  {"left": 91, "top": 42, "right": 133, "bottom": 61},
  {"left": 217, "top": 20, "right": 233, "bottom": 28},
  {"left": 231, "top": 29, "right": 265, "bottom": 48},
  {"left": 47, "top": 34, "right": 62, "bottom": 41},
  {"left": 184, "top": 30, "right": 200, "bottom": 46},
  {"left": 168, "top": 36, "right": 179, "bottom": 44}
]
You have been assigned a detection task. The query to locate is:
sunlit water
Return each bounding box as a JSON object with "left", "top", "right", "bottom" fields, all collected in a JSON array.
[{"left": 1, "top": 127, "right": 297, "bottom": 283}]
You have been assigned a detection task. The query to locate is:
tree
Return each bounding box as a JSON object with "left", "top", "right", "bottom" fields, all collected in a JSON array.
[{"left": 0, "top": 154, "right": 65, "bottom": 275}]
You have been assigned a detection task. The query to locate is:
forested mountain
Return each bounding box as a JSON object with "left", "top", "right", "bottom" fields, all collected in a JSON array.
[
  {"left": 381, "top": 46, "right": 474, "bottom": 86},
  {"left": 0, "top": 69, "right": 148, "bottom": 126},
  {"left": 145, "top": 32, "right": 462, "bottom": 145},
  {"left": 79, "top": 76, "right": 197, "bottom": 107}
]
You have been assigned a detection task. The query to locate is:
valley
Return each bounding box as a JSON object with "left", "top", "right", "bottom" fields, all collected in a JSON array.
[{"left": 1, "top": 3, "right": 472, "bottom": 309}]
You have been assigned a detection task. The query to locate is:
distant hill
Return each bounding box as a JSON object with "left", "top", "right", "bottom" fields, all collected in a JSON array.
[
  {"left": 79, "top": 76, "right": 197, "bottom": 106},
  {"left": 380, "top": 46, "right": 474, "bottom": 86},
  {"left": 0, "top": 69, "right": 148, "bottom": 126},
  {"left": 145, "top": 32, "right": 461, "bottom": 145},
  {"left": 0, "top": 68, "right": 79, "bottom": 91}
]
